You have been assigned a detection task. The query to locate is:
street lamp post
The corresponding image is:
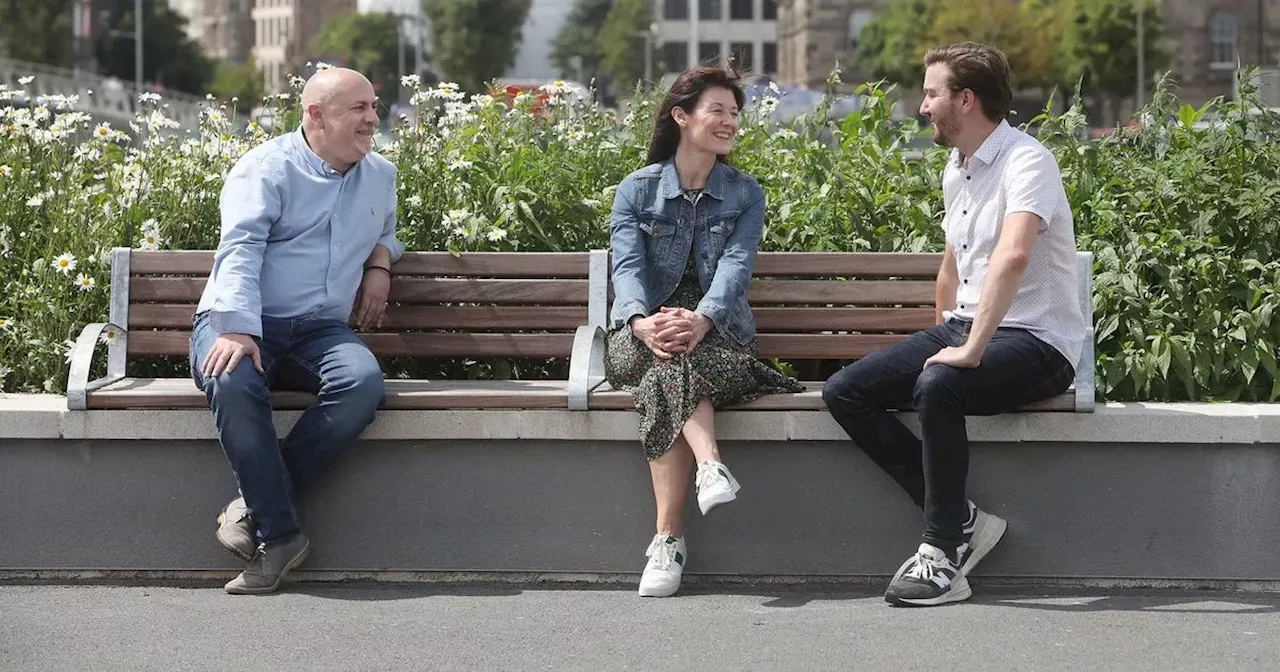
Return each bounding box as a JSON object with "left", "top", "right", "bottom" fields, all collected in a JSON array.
[{"left": 135, "top": 0, "right": 143, "bottom": 87}]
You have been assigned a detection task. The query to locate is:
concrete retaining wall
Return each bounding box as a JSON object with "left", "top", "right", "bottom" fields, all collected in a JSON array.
[{"left": 2, "top": 396, "right": 1279, "bottom": 582}]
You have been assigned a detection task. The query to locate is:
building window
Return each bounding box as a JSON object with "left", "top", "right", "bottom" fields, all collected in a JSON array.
[
  {"left": 1209, "top": 12, "right": 1238, "bottom": 68},
  {"left": 730, "top": 0, "right": 752, "bottom": 20},
  {"left": 730, "top": 42, "right": 753, "bottom": 70},
  {"left": 762, "top": 0, "right": 776, "bottom": 20},
  {"left": 699, "top": 41, "right": 721, "bottom": 65},
  {"left": 663, "top": 0, "right": 687, "bottom": 21},
  {"left": 848, "top": 9, "right": 875, "bottom": 55},
  {"left": 699, "top": 0, "right": 720, "bottom": 21},
  {"left": 762, "top": 42, "right": 777, "bottom": 75},
  {"left": 662, "top": 41, "right": 689, "bottom": 73}
]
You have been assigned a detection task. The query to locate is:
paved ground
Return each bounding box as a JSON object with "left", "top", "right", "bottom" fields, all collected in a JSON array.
[{"left": 2, "top": 584, "right": 1277, "bottom": 670}]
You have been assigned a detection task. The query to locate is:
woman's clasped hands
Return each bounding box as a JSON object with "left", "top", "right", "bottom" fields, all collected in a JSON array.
[{"left": 629, "top": 307, "right": 714, "bottom": 360}]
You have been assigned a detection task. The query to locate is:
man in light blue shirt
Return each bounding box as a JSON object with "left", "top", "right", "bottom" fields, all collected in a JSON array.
[{"left": 190, "top": 68, "right": 404, "bottom": 595}]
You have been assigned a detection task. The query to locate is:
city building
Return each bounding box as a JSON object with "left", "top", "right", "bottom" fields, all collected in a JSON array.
[
  {"left": 251, "top": 0, "right": 356, "bottom": 92},
  {"left": 774, "top": 0, "right": 1280, "bottom": 108},
  {"left": 654, "top": 0, "right": 780, "bottom": 77}
]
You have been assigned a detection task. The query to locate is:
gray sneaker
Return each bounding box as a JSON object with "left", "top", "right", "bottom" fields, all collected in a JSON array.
[
  {"left": 215, "top": 497, "right": 258, "bottom": 562},
  {"left": 224, "top": 533, "right": 310, "bottom": 595}
]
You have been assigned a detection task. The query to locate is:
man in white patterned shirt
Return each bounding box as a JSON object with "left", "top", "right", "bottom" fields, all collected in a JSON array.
[{"left": 822, "top": 43, "right": 1086, "bottom": 606}]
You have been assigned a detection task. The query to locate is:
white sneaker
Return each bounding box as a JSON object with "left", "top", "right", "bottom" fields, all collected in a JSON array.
[
  {"left": 638, "top": 534, "right": 687, "bottom": 597},
  {"left": 695, "top": 461, "right": 741, "bottom": 515}
]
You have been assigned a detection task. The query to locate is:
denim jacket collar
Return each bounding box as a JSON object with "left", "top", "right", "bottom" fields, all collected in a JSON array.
[{"left": 657, "top": 158, "right": 727, "bottom": 201}]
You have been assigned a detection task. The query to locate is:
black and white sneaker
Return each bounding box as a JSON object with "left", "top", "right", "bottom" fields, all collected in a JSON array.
[
  {"left": 957, "top": 500, "right": 1007, "bottom": 575},
  {"left": 884, "top": 543, "right": 971, "bottom": 607}
]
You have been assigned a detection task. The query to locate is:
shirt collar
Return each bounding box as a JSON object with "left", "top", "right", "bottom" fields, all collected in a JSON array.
[
  {"left": 954, "top": 119, "right": 1014, "bottom": 168},
  {"left": 291, "top": 126, "right": 347, "bottom": 178},
  {"left": 658, "top": 158, "right": 726, "bottom": 200}
]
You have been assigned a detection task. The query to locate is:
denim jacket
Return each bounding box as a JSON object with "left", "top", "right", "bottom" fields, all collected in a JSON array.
[{"left": 609, "top": 159, "right": 766, "bottom": 345}]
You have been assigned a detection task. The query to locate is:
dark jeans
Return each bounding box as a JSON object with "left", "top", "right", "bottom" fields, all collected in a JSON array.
[
  {"left": 821, "top": 319, "right": 1074, "bottom": 556},
  {"left": 190, "top": 312, "right": 385, "bottom": 544}
]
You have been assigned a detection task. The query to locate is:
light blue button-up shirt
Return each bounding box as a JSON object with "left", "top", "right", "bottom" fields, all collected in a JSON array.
[{"left": 197, "top": 128, "right": 405, "bottom": 337}]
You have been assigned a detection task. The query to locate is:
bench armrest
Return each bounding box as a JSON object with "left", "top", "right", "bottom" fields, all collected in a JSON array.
[
  {"left": 1074, "top": 250, "right": 1096, "bottom": 412},
  {"left": 568, "top": 325, "right": 607, "bottom": 411},
  {"left": 67, "top": 322, "right": 128, "bottom": 411}
]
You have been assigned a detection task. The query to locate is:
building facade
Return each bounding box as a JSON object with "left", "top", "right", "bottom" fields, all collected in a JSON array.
[
  {"left": 197, "top": 0, "right": 254, "bottom": 64},
  {"left": 776, "top": 0, "right": 1280, "bottom": 106},
  {"left": 249, "top": 0, "right": 356, "bottom": 92},
  {"left": 654, "top": 0, "right": 780, "bottom": 77}
]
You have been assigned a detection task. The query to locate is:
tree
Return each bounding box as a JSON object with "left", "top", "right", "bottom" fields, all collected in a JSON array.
[
  {"left": 926, "top": 0, "right": 1066, "bottom": 88},
  {"left": 422, "top": 0, "right": 533, "bottom": 93},
  {"left": 1061, "top": 0, "right": 1168, "bottom": 107},
  {"left": 599, "top": 0, "right": 654, "bottom": 92},
  {"left": 853, "top": 0, "right": 937, "bottom": 88},
  {"left": 211, "top": 59, "right": 265, "bottom": 116},
  {"left": 309, "top": 12, "right": 404, "bottom": 104},
  {"left": 550, "top": 0, "right": 613, "bottom": 83},
  {"left": 0, "top": 0, "right": 72, "bottom": 67},
  {"left": 95, "top": 0, "right": 214, "bottom": 94}
]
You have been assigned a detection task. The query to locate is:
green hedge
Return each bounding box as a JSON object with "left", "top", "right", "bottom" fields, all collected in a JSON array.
[{"left": 0, "top": 71, "right": 1275, "bottom": 400}]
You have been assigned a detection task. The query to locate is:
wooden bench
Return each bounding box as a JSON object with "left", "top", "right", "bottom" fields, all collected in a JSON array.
[
  {"left": 571, "top": 250, "right": 1095, "bottom": 412},
  {"left": 67, "top": 248, "right": 1094, "bottom": 413}
]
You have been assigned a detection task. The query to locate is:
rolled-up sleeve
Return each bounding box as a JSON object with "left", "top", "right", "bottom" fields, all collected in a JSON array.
[
  {"left": 379, "top": 169, "right": 405, "bottom": 262},
  {"left": 697, "top": 184, "right": 765, "bottom": 326},
  {"left": 206, "top": 157, "right": 281, "bottom": 337},
  {"left": 609, "top": 183, "right": 649, "bottom": 329}
]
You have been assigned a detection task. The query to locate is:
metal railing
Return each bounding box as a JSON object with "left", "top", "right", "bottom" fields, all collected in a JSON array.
[{"left": 0, "top": 57, "right": 208, "bottom": 127}]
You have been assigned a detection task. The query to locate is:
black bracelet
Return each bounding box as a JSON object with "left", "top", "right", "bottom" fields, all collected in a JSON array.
[{"left": 364, "top": 266, "right": 392, "bottom": 276}]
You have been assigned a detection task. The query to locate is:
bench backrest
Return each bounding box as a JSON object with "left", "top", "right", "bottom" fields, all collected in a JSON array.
[{"left": 113, "top": 249, "right": 594, "bottom": 365}]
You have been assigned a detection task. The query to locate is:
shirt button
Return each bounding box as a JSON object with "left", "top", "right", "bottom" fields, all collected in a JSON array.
[
  {"left": 962, "top": 210, "right": 968, "bottom": 215},
  {"left": 963, "top": 279, "right": 968, "bottom": 284},
  {"left": 963, "top": 244, "right": 968, "bottom": 249},
  {"left": 966, "top": 176, "right": 971, "bottom": 180}
]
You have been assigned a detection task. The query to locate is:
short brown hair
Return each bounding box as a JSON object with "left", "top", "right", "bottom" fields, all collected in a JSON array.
[{"left": 923, "top": 42, "right": 1013, "bottom": 123}]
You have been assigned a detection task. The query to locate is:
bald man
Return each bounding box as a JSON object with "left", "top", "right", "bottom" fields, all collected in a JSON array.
[{"left": 191, "top": 68, "right": 404, "bottom": 594}]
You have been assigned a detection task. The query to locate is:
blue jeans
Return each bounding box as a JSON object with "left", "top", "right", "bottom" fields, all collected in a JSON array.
[
  {"left": 821, "top": 320, "right": 1074, "bottom": 557},
  {"left": 190, "top": 312, "right": 385, "bottom": 544}
]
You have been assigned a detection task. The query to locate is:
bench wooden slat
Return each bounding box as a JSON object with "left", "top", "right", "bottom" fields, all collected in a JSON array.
[
  {"left": 753, "top": 252, "right": 942, "bottom": 278},
  {"left": 129, "top": 278, "right": 591, "bottom": 304},
  {"left": 85, "top": 377, "right": 1074, "bottom": 412},
  {"left": 129, "top": 251, "right": 592, "bottom": 278},
  {"left": 753, "top": 307, "right": 934, "bottom": 332},
  {"left": 747, "top": 280, "right": 936, "bottom": 305},
  {"left": 86, "top": 379, "right": 576, "bottom": 409},
  {"left": 755, "top": 334, "right": 909, "bottom": 358},
  {"left": 127, "top": 331, "right": 576, "bottom": 357},
  {"left": 129, "top": 304, "right": 589, "bottom": 330},
  {"left": 586, "top": 383, "right": 1077, "bottom": 411}
]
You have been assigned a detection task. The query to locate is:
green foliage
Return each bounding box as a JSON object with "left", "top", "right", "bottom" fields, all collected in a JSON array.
[
  {"left": 0, "top": 0, "right": 73, "bottom": 67},
  {"left": 309, "top": 13, "right": 404, "bottom": 105},
  {"left": 94, "top": 0, "right": 214, "bottom": 94},
  {"left": 599, "top": 0, "right": 655, "bottom": 91},
  {"left": 422, "top": 0, "right": 533, "bottom": 93},
  {"left": 0, "top": 68, "right": 1277, "bottom": 402},
  {"left": 211, "top": 59, "right": 266, "bottom": 117},
  {"left": 550, "top": 0, "right": 613, "bottom": 82},
  {"left": 1061, "top": 0, "right": 1169, "bottom": 102}
]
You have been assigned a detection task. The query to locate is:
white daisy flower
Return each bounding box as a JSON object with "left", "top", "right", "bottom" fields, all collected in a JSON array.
[
  {"left": 94, "top": 122, "right": 112, "bottom": 139},
  {"left": 0, "top": 165, "right": 10, "bottom": 177},
  {"left": 138, "top": 231, "right": 164, "bottom": 250},
  {"left": 98, "top": 326, "right": 120, "bottom": 345},
  {"left": 0, "top": 316, "right": 13, "bottom": 329},
  {"left": 74, "top": 274, "right": 96, "bottom": 291},
  {"left": 442, "top": 209, "right": 469, "bottom": 227},
  {"left": 18, "top": 76, "right": 33, "bottom": 85},
  {"left": 405, "top": 195, "right": 423, "bottom": 208},
  {"left": 448, "top": 158, "right": 473, "bottom": 171},
  {"left": 486, "top": 228, "right": 508, "bottom": 242},
  {"left": 400, "top": 74, "right": 421, "bottom": 89},
  {"left": 26, "top": 195, "right": 44, "bottom": 207},
  {"left": 53, "top": 252, "right": 77, "bottom": 274}
]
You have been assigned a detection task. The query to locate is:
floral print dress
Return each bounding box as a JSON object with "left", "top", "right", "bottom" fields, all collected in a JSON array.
[{"left": 605, "top": 191, "right": 804, "bottom": 460}]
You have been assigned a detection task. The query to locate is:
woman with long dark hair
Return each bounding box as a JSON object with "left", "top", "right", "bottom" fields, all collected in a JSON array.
[{"left": 606, "top": 65, "right": 803, "bottom": 598}]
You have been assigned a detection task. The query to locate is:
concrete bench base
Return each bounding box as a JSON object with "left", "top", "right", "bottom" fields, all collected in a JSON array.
[{"left": 3, "top": 397, "right": 1279, "bottom": 583}]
